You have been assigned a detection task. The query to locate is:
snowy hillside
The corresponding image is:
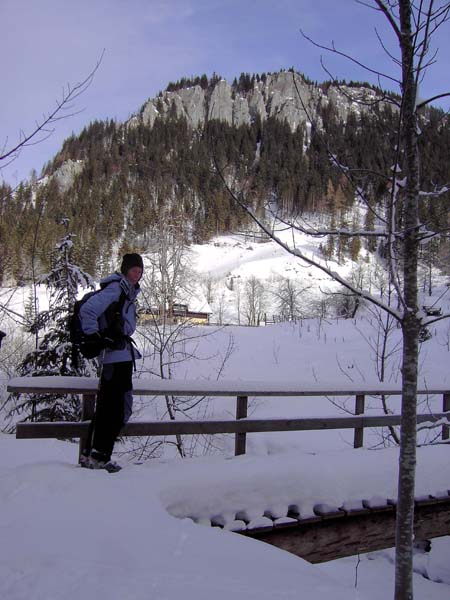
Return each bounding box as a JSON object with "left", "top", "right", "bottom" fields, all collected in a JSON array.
[
  {"left": 189, "top": 227, "right": 449, "bottom": 326},
  {"left": 190, "top": 231, "right": 347, "bottom": 323}
]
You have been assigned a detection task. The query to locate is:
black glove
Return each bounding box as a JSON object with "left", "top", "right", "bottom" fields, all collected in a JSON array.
[
  {"left": 85, "top": 332, "right": 104, "bottom": 344},
  {"left": 80, "top": 332, "right": 106, "bottom": 359},
  {"left": 102, "top": 333, "right": 117, "bottom": 349},
  {"left": 103, "top": 333, "right": 126, "bottom": 350}
]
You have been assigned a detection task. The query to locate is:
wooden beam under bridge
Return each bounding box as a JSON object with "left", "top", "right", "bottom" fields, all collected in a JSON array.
[{"left": 238, "top": 494, "right": 450, "bottom": 563}]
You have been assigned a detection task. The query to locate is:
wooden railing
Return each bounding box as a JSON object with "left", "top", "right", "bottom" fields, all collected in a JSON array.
[{"left": 7, "top": 376, "right": 450, "bottom": 461}]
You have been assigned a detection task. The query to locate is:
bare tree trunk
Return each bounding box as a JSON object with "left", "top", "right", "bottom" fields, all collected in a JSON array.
[
  {"left": 395, "top": 2, "right": 421, "bottom": 598},
  {"left": 396, "top": 317, "right": 419, "bottom": 599}
]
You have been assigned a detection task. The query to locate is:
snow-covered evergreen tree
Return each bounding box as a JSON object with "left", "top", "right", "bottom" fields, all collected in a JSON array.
[{"left": 8, "top": 220, "right": 96, "bottom": 423}]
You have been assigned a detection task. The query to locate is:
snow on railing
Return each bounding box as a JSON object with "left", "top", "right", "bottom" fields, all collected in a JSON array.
[{"left": 7, "top": 376, "right": 450, "bottom": 460}]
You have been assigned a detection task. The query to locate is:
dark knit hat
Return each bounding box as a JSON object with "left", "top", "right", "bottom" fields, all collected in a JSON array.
[{"left": 120, "top": 253, "right": 144, "bottom": 275}]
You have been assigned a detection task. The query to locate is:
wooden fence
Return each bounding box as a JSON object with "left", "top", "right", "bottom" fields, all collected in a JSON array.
[{"left": 7, "top": 376, "right": 450, "bottom": 461}]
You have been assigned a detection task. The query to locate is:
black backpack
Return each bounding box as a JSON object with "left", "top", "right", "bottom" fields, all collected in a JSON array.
[{"left": 69, "top": 282, "right": 127, "bottom": 360}]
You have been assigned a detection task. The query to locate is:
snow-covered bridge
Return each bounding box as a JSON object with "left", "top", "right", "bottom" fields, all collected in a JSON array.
[
  {"left": 8, "top": 376, "right": 450, "bottom": 562},
  {"left": 178, "top": 488, "right": 450, "bottom": 563}
]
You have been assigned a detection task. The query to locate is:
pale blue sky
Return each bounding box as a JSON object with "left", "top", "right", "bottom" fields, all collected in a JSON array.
[{"left": 1, "top": 0, "right": 449, "bottom": 186}]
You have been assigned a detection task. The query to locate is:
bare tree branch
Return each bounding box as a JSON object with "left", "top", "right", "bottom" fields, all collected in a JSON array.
[
  {"left": 0, "top": 51, "right": 104, "bottom": 166},
  {"left": 300, "top": 28, "right": 400, "bottom": 85},
  {"left": 416, "top": 91, "right": 450, "bottom": 107}
]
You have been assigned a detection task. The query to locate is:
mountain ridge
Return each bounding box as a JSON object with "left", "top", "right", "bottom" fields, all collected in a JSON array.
[{"left": 132, "top": 70, "right": 394, "bottom": 133}]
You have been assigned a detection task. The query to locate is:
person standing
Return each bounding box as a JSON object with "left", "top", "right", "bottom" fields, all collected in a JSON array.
[{"left": 79, "top": 253, "right": 143, "bottom": 472}]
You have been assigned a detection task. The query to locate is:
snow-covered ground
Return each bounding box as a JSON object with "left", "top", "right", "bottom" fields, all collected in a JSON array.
[
  {"left": 1, "top": 231, "right": 450, "bottom": 598},
  {"left": 1, "top": 434, "right": 449, "bottom": 600},
  {"left": 1, "top": 430, "right": 449, "bottom": 600}
]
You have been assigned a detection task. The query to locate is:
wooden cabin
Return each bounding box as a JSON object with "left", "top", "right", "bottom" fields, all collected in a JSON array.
[{"left": 139, "top": 303, "right": 210, "bottom": 326}]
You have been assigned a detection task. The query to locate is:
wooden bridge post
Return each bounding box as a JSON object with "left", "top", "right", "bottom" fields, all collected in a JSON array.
[
  {"left": 235, "top": 395, "right": 248, "bottom": 456},
  {"left": 79, "top": 393, "right": 96, "bottom": 463},
  {"left": 443, "top": 392, "right": 450, "bottom": 441},
  {"left": 353, "top": 394, "right": 365, "bottom": 448}
]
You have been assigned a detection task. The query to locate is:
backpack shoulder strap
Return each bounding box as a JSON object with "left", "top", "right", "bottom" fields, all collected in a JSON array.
[{"left": 118, "top": 289, "right": 127, "bottom": 309}]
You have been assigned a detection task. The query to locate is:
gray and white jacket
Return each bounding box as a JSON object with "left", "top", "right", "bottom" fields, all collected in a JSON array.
[{"left": 79, "top": 272, "right": 141, "bottom": 364}]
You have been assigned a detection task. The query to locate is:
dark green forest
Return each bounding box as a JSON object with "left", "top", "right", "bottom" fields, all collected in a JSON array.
[{"left": 1, "top": 73, "right": 449, "bottom": 284}]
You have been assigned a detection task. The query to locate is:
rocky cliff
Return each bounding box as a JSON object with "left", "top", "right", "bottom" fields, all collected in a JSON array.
[{"left": 137, "top": 71, "right": 389, "bottom": 132}]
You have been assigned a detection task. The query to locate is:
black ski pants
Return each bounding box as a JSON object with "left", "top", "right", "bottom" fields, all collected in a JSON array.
[{"left": 91, "top": 361, "right": 133, "bottom": 461}]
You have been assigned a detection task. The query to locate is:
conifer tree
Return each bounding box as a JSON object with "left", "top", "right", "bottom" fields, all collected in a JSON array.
[{"left": 7, "top": 220, "right": 95, "bottom": 424}]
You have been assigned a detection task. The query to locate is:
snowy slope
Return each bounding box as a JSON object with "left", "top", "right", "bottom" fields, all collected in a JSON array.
[
  {"left": 189, "top": 231, "right": 450, "bottom": 325},
  {"left": 1, "top": 434, "right": 450, "bottom": 600}
]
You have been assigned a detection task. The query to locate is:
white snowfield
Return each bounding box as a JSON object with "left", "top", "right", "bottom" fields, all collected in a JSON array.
[{"left": 1, "top": 434, "right": 449, "bottom": 600}]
